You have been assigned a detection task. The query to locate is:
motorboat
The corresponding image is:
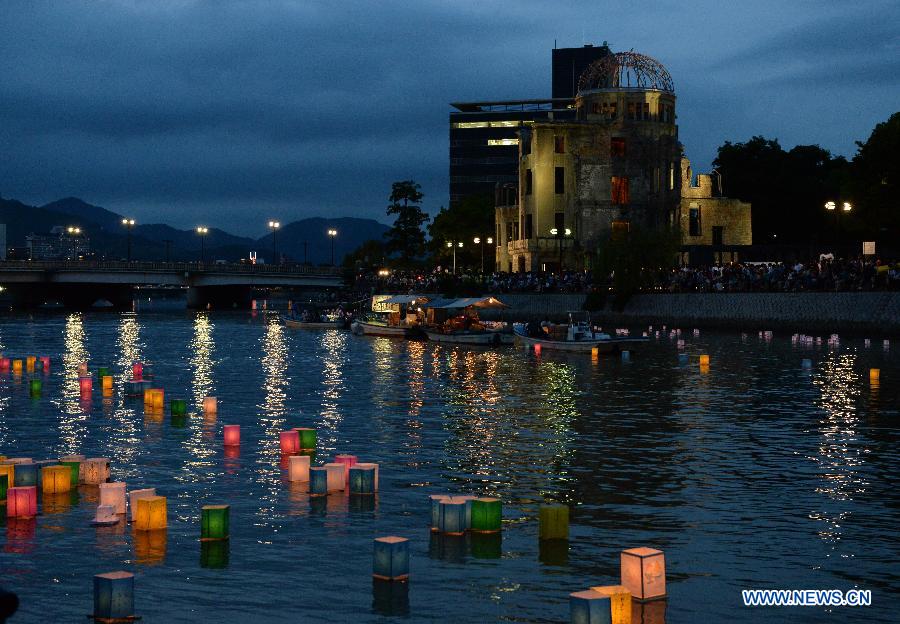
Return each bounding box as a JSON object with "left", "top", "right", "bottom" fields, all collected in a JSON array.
[
  {"left": 513, "top": 313, "right": 648, "bottom": 353},
  {"left": 420, "top": 296, "right": 512, "bottom": 346},
  {"left": 351, "top": 294, "right": 428, "bottom": 338}
]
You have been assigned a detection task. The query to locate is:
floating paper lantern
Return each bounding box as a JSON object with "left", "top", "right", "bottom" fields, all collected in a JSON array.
[
  {"left": 430, "top": 495, "right": 450, "bottom": 531},
  {"left": 870, "top": 368, "right": 880, "bottom": 383},
  {"left": 591, "top": 346, "right": 599, "bottom": 361},
  {"left": 324, "top": 463, "right": 344, "bottom": 491},
  {"left": 151, "top": 389, "right": 165, "bottom": 409},
  {"left": 677, "top": 353, "right": 688, "bottom": 365},
  {"left": 26, "top": 355, "right": 36, "bottom": 373},
  {"left": 42, "top": 465, "right": 72, "bottom": 494},
  {"left": 589, "top": 585, "right": 632, "bottom": 624},
  {"left": 78, "top": 362, "right": 88, "bottom": 375},
  {"left": 223, "top": 425, "right": 240, "bottom": 446},
  {"left": 12, "top": 359, "right": 23, "bottom": 375},
  {"left": 97, "top": 366, "right": 110, "bottom": 379},
  {"left": 29, "top": 378, "right": 42, "bottom": 397},
  {"left": 38, "top": 355, "right": 49, "bottom": 371},
  {"left": 128, "top": 488, "right": 156, "bottom": 522},
  {"left": 539, "top": 504, "right": 569, "bottom": 540},
  {"left": 884, "top": 339, "right": 890, "bottom": 349},
  {"left": 288, "top": 455, "right": 310, "bottom": 482},
  {"left": 203, "top": 396, "right": 217, "bottom": 414},
  {"left": 309, "top": 467, "right": 328, "bottom": 496},
  {"left": 621, "top": 350, "right": 630, "bottom": 362},
  {"left": 373, "top": 536, "right": 409, "bottom": 581},
  {"left": 201, "top": 539, "right": 229, "bottom": 569},
  {"left": 621, "top": 547, "right": 666, "bottom": 601},
  {"left": 79, "top": 376, "right": 93, "bottom": 396},
  {"left": 570, "top": 589, "right": 615, "bottom": 624},
  {"left": 100, "top": 482, "right": 127, "bottom": 515},
  {"left": 355, "top": 462, "right": 379, "bottom": 491},
  {"left": 438, "top": 500, "right": 466, "bottom": 535},
  {"left": 132, "top": 362, "right": 143, "bottom": 379},
  {"left": 864, "top": 339, "right": 871, "bottom": 348},
  {"left": 349, "top": 466, "right": 376, "bottom": 495},
  {"left": 0, "top": 474, "right": 7, "bottom": 502},
  {"left": 699, "top": 354, "right": 710, "bottom": 366},
  {"left": 534, "top": 344, "right": 541, "bottom": 356},
  {"left": 471, "top": 497, "right": 502, "bottom": 533},
  {"left": 295, "top": 428, "right": 317, "bottom": 450},
  {"left": 6, "top": 486, "right": 37, "bottom": 518},
  {"left": 93, "top": 571, "right": 135, "bottom": 621},
  {"left": 59, "top": 456, "right": 83, "bottom": 485},
  {"left": 81, "top": 458, "right": 111, "bottom": 485},
  {"left": 0, "top": 357, "right": 9, "bottom": 371},
  {"left": 13, "top": 463, "right": 38, "bottom": 487},
  {"left": 143, "top": 387, "right": 153, "bottom": 405},
  {"left": 676, "top": 339, "right": 684, "bottom": 350},
  {"left": 279, "top": 430, "right": 300, "bottom": 454},
  {"left": 134, "top": 496, "right": 167, "bottom": 530},
  {"left": 170, "top": 399, "right": 186, "bottom": 415},
  {"left": 201, "top": 504, "right": 230, "bottom": 540},
  {"left": 0, "top": 464, "right": 14, "bottom": 492},
  {"left": 92, "top": 504, "right": 120, "bottom": 526},
  {"left": 334, "top": 454, "right": 357, "bottom": 485},
  {"left": 125, "top": 380, "right": 144, "bottom": 396}
]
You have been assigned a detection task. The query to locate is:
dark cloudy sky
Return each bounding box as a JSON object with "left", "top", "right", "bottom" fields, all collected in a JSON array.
[{"left": 2, "top": 1, "right": 897, "bottom": 235}]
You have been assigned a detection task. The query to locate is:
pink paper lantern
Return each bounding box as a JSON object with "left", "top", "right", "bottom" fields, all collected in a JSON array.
[
  {"left": 7, "top": 486, "right": 38, "bottom": 518},
  {"left": 279, "top": 430, "right": 300, "bottom": 454},
  {"left": 0, "top": 358, "right": 9, "bottom": 371},
  {"left": 79, "top": 376, "right": 93, "bottom": 396},
  {"left": 40, "top": 356, "right": 50, "bottom": 371},
  {"left": 132, "top": 362, "right": 143, "bottom": 380},
  {"left": 78, "top": 362, "right": 89, "bottom": 375},
  {"left": 223, "top": 425, "right": 240, "bottom": 446},
  {"left": 334, "top": 454, "right": 358, "bottom": 485}
]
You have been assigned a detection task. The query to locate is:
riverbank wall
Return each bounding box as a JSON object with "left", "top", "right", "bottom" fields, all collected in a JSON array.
[{"left": 479, "top": 292, "right": 900, "bottom": 335}]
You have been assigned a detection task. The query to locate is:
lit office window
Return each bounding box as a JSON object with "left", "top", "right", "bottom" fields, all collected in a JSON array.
[{"left": 487, "top": 138, "right": 519, "bottom": 146}]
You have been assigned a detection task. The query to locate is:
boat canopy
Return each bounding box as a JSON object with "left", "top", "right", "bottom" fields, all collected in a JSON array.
[
  {"left": 424, "top": 296, "right": 508, "bottom": 309},
  {"left": 378, "top": 294, "right": 431, "bottom": 305}
]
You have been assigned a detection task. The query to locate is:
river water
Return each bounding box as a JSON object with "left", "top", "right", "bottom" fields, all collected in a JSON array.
[{"left": 0, "top": 311, "right": 897, "bottom": 623}]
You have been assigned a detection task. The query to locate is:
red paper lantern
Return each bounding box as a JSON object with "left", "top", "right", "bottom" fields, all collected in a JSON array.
[
  {"left": 279, "top": 430, "right": 300, "bottom": 454},
  {"left": 223, "top": 425, "right": 240, "bottom": 446},
  {"left": 79, "top": 376, "right": 93, "bottom": 395},
  {"left": 132, "top": 362, "right": 143, "bottom": 380},
  {"left": 7, "top": 486, "right": 38, "bottom": 518}
]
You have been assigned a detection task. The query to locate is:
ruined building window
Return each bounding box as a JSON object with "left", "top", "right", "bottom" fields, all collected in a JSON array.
[
  {"left": 592, "top": 102, "right": 601, "bottom": 114},
  {"left": 712, "top": 226, "right": 723, "bottom": 246},
  {"left": 525, "top": 169, "right": 533, "bottom": 195},
  {"left": 627, "top": 102, "right": 637, "bottom": 120},
  {"left": 610, "top": 138, "right": 626, "bottom": 157},
  {"left": 668, "top": 163, "right": 675, "bottom": 190},
  {"left": 554, "top": 136, "right": 565, "bottom": 153},
  {"left": 524, "top": 213, "right": 533, "bottom": 239},
  {"left": 611, "top": 176, "right": 630, "bottom": 204},
  {"left": 555, "top": 167, "right": 565, "bottom": 194},
  {"left": 643, "top": 102, "right": 650, "bottom": 120},
  {"left": 523, "top": 135, "right": 532, "bottom": 155},
  {"left": 689, "top": 204, "right": 701, "bottom": 236},
  {"left": 554, "top": 212, "right": 564, "bottom": 233}
]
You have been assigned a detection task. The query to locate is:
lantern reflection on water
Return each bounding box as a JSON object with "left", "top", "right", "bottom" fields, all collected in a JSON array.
[
  {"left": 621, "top": 547, "right": 666, "bottom": 601},
  {"left": 201, "top": 539, "right": 229, "bottom": 569},
  {"left": 29, "top": 378, "right": 42, "bottom": 397},
  {"left": 7, "top": 486, "right": 37, "bottom": 518},
  {"left": 133, "top": 528, "right": 167, "bottom": 565}
]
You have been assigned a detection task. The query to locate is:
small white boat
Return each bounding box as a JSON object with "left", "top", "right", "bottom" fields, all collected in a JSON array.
[
  {"left": 513, "top": 315, "right": 648, "bottom": 353},
  {"left": 284, "top": 318, "right": 346, "bottom": 330},
  {"left": 352, "top": 320, "right": 420, "bottom": 338}
]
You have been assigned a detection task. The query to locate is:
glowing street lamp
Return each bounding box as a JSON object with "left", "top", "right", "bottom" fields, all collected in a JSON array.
[
  {"left": 121, "top": 218, "right": 136, "bottom": 261},
  {"left": 473, "top": 236, "right": 494, "bottom": 274},
  {"left": 67, "top": 226, "right": 81, "bottom": 235},
  {"left": 825, "top": 200, "right": 853, "bottom": 242},
  {"left": 446, "top": 241, "right": 464, "bottom": 274},
  {"left": 268, "top": 221, "right": 280, "bottom": 264},
  {"left": 327, "top": 229, "right": 338, "bottom": 266},
  {"left": 549, "top": 227, "right": 572, "bottom": 272},
  {"left": 196, "top": 226, "right": 209, "bottom": 262}
]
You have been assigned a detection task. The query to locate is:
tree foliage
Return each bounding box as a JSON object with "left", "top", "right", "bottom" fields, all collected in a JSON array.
[
  {"left": 427, "top": 193, "right": 494, "bottom": 269},
  {"left": 849, "top": 111, "right": 900, "bottom": 240},
  {"left": 343, "top": 238, "right": 387, "bottom": 270},
  {"left": 594, "top": 225, "right": 682, "bottom": 309},
  {"left": 384, "top": 180, "right": 429, "bottom": 266}
]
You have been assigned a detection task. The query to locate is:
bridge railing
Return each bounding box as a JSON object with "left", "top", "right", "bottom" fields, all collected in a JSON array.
[{"left": 0, "top": 259, "right": 343, "bottom": 276}]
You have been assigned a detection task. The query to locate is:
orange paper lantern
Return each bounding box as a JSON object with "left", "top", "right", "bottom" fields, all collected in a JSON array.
[
  {"left": 12, "top": 359, "right": 23, "bottom": 375},
  {"left": 203, "top": 396, "right": 217, "bottom": 414},
  {"left": 42, "top": 465, "right": 72, "bottom": 494},
  {"left": 134, "top": 496, "right": 167, "bottom": 531}
]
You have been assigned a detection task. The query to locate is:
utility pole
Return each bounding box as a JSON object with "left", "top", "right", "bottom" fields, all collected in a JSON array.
[{"left": 163, "top": 239, "right": 172, "bottom": 262}]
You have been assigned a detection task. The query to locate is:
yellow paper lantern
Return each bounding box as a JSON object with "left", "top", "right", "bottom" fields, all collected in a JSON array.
[
  {"left": 588, "top": 584, "right": 632, "bottom": 624},
  {"left": 699, "top": 354, "right": 710, "bottom": 366},
  {"left": 870, "top": 368, "right": 880, "bottom": 383},
  {"left": 128, "top": 488, "right": 157, "bottom": 522},
  {"left": 41, "top": 465, "right": 72, "bottom": 494},
  {"left": 26, "top": 356, "right": 36, "bottom": 373},
  {"left": 12, "top": 360, "right": 23, "bottom": 375},
  {"left": 134, "top": 496, "right": 167, "bottom": 531},
  {"left": 152, "top": 389, "right": 165, "bottom": 409},
  {"left": 102, "top": 375, "right": 113, "bottom": 392},
  {"left": 0, "top": 464, "right": 14, "bottom": 493},
  {"left": 621, "top": 547, "right": 666, "bottom": 601}
]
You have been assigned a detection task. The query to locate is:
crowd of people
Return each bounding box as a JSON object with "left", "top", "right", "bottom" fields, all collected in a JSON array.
[{"left": 352, "top": 256, "right": 900, "bottom": 296}]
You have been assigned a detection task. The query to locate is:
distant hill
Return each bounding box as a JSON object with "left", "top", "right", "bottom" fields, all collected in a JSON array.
[{"left": 1, "top": 195, "right": 389, "bottom": 264}]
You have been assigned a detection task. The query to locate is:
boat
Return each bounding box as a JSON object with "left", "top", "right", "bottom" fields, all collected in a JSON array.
[
  {"left": 513, "top": 313, "right": 648, "bottom": 353},
  {"left": 351, "top": 294, "right": 428, "bottom": 338},
  {"left": 284, "top": 318, "right": 346, "bottom": 330},
  {"left": 421, "top": 296, "right": 512, "bottom": 345}
]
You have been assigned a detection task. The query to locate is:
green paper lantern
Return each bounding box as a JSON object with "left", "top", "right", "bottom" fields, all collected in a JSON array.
[
  {"left": 471, "top": 497, "right": 502, "bottom": 533},
  {"left": 97, "top": 367, "right": 110, "bottom": 379},
  {"left": 201, "top": 504, "right": 230, "bottom": 540},
  {"left": 29, "top": 378, "right": 42, "bottom": 397},
  {"left": 296, "top": 428, "right": 317, "bottom": 450},
  {"left": 539, "top": 504, "right": 569, "bottom": 540},
  {"left": 60, "top": 461, "right": 81, "bottom": 486},
  {"left": 170, "top": 399, "right": 187, "bottom": 415},
  {"left": 0, "top": 473, "right": 8, "bottom": 502}
]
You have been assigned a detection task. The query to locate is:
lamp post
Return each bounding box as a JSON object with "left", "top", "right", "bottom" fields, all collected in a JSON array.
[
  {"left": 473, "top": 236, "right": 494, "bottom": 274},
  {"left": 268, "top": 221, "right": 280, "bottom": 264},
  {"left": 327, "top": 229, "right": 338, "bottom": 266},
  {"left": 196, "top": 226, "right": 208, "bottom": 262},
  {"left": 446, "top": 241, "right": 464, "bottom": 274},
  {"left": 121, "top": 218, "right": 135, "bottom": 261},
  {"left": 825, "top": 200, "right": 852, "bottom": 246},
  {"left": 549, "top": 227, "right": 571, "bottom": 272},
  {"left": 66, "top": 227, "right": 82, "bottom": 261}
]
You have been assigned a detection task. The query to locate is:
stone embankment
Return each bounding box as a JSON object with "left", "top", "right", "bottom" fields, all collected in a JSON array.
[{"left": 480, "top": 292, "right": 900, "bottom": 335}]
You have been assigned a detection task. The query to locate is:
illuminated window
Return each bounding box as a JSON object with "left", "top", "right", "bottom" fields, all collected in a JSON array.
[
  {"left": 610, "top": 138, "right": 626, "bottom": 157},
  {"left": 489, "top": 120, "right": 522, "bottom": 127},
  {"left": 669, "top": 163, "right": 675, "bottom": 190},
  {"left": 555, "top": 167, "right": 565, "bottom": 194},
  {"left": 554, "top": 136, "right": 565, "bottom": 153},
  {"left": 525, "top": 169, "right": 533, "bottom": 195},
  {"left": 611, "top": 176, "right": 629, "bottom": 204},
  {"left": 451, "top": 120, "right": 525, "bottom": 129},
  {"left": 487, "top": 138, "right": 519, "bottom": 146}
]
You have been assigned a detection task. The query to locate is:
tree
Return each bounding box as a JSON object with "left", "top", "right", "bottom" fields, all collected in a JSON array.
[
  {"left": 593, "top": 225, "right": 681, "bottom": 309},
  {"left": 427, "top": 193, "right": 494, "bottom": 269},
  {"left": 343, "top": 239, "right": 387, "bottom": 270},
  {"left": 850, "top": 111, "right": 900, "bottom": 242},
  {"left": 384, "top": 180, "right": 429, "bottom": 266}
]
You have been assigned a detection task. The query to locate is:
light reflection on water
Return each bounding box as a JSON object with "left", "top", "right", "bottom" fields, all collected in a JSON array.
[{"left": 0, "top": 314, "right": 897, "bottom": 623}]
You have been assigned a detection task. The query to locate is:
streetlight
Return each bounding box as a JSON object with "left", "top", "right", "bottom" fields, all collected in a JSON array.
[
  {"left": 446, "top": 240, "right": 464, "bottom": 274},
  {"left": 549, "top": 227, "right": 572, "bottom": 272},
  {"left": 825, "top": 200, "right": 852, "bottom": 244},
  {"left": 196, "top": 226, "right": 208, "bottom": 262},
  {"left": 268, "top": 221, "right": 280, "bottom": 264},
  {"left": 121, "top": 218, "right": 135, "bottom": 261},
  {"left": 473, "top": 236, "right": 495, "bottom": 274},
  {"left": 67, "top": 226, "right": 81, "bottom": 235},
  {"left": 327, "top": 229, "right": 338, "bottom": 266}
]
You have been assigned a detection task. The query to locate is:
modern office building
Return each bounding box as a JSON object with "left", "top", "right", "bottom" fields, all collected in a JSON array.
[
  {"left": 26, "top": 226, "right": 90, "bottom": 260},
  {"left": 449, "top": 44, "right": 611, "bottom": 208}
]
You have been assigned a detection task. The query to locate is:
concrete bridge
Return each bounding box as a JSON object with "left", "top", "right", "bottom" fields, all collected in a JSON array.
[{"left": 0, "top": 260, "right": 344, "bottom": 309}]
